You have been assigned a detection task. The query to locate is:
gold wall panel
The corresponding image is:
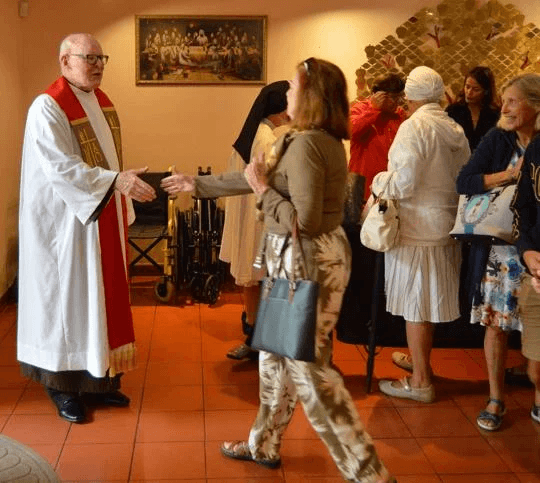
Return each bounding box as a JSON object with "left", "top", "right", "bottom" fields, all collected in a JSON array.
[{"left": 355, "top": 0, "right": 540, "bottom": 102}]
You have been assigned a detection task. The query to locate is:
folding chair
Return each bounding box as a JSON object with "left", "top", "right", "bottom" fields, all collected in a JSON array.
[{"left": 128, "top": 171, "right": 180, "bottom": 302}]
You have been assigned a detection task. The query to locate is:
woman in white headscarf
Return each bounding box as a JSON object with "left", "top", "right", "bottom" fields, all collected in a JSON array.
[{"left": 373, "top": 66, "right": 471, "bottom": 403}]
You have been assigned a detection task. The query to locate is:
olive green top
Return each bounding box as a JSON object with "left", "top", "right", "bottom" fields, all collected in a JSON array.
[{"left": 194, "top": 129, "right": 347, "bottom": 237}]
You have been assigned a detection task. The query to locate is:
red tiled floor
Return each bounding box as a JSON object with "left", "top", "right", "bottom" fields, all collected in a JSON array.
[
  {"left": 1, "top": 281, "right": 539, "bottom": 482},
  {"left": 0, "top": 413, "right": 9, "bottom": 431},
  {"left": 0, "top": 387, "right": 25, "bottom": 414},
  {"left": 417, "top": 436, "right": 511, "bottom": 474},
  {"left": 374, "top": 438, "right": 437, "bottom": 476},
  {"left": 2, "top": 414, "right": 70, "bottom": 445},
  {"left": 205, "top": 408, "right": 258, "bottom": 441},
  {"left": 439, "top": 475, "right": 519, "bottom": 482},
  {"left": 136, "top": 410, "right": 205, "bottom": 442},
  {"left": 396, "top": 405, "right": 478, "bottom": 437},
  {"left": 203, "top": 383, "right": 260, "bottom": 410},
  {"left": 280, "top": 438, "right": 342, "bottom": 479},
  {"left": 517, "top": 474, "right": 540, "bottom": 483},
  {"left": 486, "top": 435, "right": 540, "bottom": 474},
  {"left": 131, "top": 441, "right": 206, "bottom": 479},
  {"left": 358, "top": 406, "right": 412, "bottom": 438},
  {"left": 26, "top": 443, "right": 63, "bottom": 469},
  {"left": 0, "top": 365, "right": 29, "bottom": 389},
  {"left": 57, "top": 442, "right": 133, "bottom": 480},
  {"left": 203, "top": 359, "right": 260, "bottom": 386},
  {"left": 12, "top": 385, "right": 60, "bottom": 415},
  {"left": 281, "top": 408, "right": 320, "bottom": 440},
  {"left": 65, "top": 408, "right": 139, "bottom": 444},
  {"left": 141, "top": 384, "right": 204, "bottom": 412},
  {"left": 145, "top": 360, "right": 204, "bottom": 386}
]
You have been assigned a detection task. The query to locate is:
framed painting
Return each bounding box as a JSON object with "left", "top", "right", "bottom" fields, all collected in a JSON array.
[{"left": 136, "top": 15, "right": 267, "bottom": 85}]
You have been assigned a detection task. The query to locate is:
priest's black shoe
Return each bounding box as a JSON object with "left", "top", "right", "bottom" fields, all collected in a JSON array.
[
  {"left": 86, "top": 391, "right": 130, "bottom": 407},
  {"left": 46, "top": 388, "right": 86, "bottom": 423}
]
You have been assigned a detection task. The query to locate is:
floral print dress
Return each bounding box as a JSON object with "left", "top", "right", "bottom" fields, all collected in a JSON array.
[{"left": 470, "top": 150, "right": 526, "bottom": 332}]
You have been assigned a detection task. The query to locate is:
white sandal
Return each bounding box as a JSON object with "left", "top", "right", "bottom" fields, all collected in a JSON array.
[{"left": 379, "top": 376, "right": 435, "bottom": 403}]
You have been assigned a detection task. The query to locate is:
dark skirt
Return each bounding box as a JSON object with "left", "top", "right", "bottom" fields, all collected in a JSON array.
[{"left": 20, "top": 362, "right": 121, "bottom": 393}]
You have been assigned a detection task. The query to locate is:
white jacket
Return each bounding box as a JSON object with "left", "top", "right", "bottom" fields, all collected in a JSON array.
[{"left": 372, "top": 103, "right": 470, "bottom": 246}]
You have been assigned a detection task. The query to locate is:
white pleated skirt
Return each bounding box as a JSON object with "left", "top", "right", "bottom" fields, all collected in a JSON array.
[{"left": 384, "top": 243, "right": 461, "bottom": 323}]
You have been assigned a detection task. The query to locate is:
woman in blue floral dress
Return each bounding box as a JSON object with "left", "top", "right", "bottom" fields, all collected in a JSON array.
[{"left": 457, "top": 73, "right": 540, "bottom": 431}]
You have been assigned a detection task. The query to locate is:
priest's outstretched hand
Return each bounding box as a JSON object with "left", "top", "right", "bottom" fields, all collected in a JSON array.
[
  {"left": 160, "top": 170, "right": 195, "bottom": 194},
  {"left": 115, "top": 167, "right": 156, "bottom": 202}
]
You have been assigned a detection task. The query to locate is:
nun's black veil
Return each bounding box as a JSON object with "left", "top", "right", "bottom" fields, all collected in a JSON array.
[{"left": 232, "top": 80, "right": 289, "bottom": 164}]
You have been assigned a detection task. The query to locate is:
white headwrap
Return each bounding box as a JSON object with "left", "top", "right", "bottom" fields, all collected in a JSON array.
[{"left": 404, "top": 66, "right": 445, "bottom": 102}]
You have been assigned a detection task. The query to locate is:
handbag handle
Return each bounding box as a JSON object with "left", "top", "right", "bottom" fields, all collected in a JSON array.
[
  {"left": 374, "top": 171, "right": 395, "bottom": 202},
  {"left": 269, "top": 214, "right": 310, "bottom": 302}
]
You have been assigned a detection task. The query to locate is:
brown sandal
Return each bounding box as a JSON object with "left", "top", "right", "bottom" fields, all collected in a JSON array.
[{"left": 220, "top": 440, "right": 281, "bottom": 469}]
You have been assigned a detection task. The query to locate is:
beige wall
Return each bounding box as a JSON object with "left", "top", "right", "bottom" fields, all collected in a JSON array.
[
  {"left": 1, "top": 0, "right": 540, "bottom": 296},
  {"left": 0, "top": 1, "right": 24, "bottom": 298}
]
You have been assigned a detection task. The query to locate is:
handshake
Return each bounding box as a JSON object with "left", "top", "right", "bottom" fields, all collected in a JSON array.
[
  {"left": 119, "top": 151, "right": 269, "bottom": 203},
  {"left": 114, "top": 167, "right": 195, "bottom": 203}
]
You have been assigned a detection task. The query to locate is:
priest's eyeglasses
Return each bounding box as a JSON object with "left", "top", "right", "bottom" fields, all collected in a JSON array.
[{"left": 71, "top": 54, "right": 109, "bottom": 65}]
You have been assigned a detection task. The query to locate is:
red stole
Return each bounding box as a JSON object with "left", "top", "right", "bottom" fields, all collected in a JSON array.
[{"left": 46, "top": 77, "right": 135, "bottom": 375}]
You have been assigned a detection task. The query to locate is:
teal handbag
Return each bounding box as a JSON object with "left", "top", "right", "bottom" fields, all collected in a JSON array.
[{"left": 250, "top": 224, "right": 319, "bottom": 362}]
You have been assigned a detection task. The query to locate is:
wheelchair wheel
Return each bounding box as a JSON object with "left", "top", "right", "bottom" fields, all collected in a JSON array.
[
  {"left": 190, "top": 274, "right": 205, "bottom": 302},
  {"left": 204, "top": 274, "right": 220, "bottom": 305},
  {"left": 154, "top": 277, "right": 175, "bottom": 303}
]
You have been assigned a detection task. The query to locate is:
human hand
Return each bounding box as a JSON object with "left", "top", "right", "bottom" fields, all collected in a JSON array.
[
  {"left": 370, "top": 91, "right": 387, "bottom": 110},
  {"left": 244, "top": 151, "right": 269, "bottom": 196},
  {"left": 531, "top": 276, "right": 540, "bottom": 294},
  {"left": 523, "top": 250, "right": 540, "bottom": 293},
  {"left": 160, "top": 170, "right": 195, "bottom": 194},
  {"left": 115, "top": 167, "right": 156, "bottom": 202},
  {"left": 371, "top": 91, "right": 402, "bottom": 112},
  {"left": 510, "top": 156, "right": 524, "bottom": 181}
]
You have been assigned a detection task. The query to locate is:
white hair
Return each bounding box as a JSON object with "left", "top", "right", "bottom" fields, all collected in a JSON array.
[{"left": 58, "top": 33, "right": 97, "bottom": 59}]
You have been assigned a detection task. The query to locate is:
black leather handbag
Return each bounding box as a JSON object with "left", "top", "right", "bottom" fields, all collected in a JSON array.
[{"left": 250, "top": 223, "right": 319, "bottom": 362}]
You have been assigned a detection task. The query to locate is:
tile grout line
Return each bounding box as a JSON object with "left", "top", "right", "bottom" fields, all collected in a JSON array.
[{"left": 126, "top": 302, "right": 158, "bottom": 482}]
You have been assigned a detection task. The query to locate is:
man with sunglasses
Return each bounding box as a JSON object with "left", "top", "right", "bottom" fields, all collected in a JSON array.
[{"left": 18, "top": 33, "right": 155, "bottom": 423}]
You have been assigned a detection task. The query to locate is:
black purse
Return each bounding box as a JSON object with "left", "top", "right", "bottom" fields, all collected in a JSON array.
[{"left": 250, "top": 223, "right": 319, "bottom": 362}]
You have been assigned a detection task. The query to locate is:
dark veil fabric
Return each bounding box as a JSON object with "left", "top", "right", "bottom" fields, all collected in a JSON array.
[{"left": 232, "top": 80, "right": 289, "bottom": 164}]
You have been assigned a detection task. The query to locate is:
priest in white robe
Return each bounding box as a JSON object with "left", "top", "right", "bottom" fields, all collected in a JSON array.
[{"left": 18, "top": 33, "right": 156, "bottom": 423}]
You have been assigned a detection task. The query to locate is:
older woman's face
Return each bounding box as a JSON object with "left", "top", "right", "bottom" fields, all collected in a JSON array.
[
  {"left": 500, "top": 85, "right": 539, "bottom": 133},
  {"left": 286, "top": 71, "right": 300, "bottom": 120}
]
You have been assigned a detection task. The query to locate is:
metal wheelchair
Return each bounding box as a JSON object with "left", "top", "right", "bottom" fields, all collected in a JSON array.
[
  {"left": 178, "top": 166, "right": 227, "bottom": 305},
  {"left": 129, "top": 166, "right": 227, "bottom": 305}
]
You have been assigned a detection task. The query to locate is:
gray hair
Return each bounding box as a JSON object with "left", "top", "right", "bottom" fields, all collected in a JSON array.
[{"left": 500, "top": 73, "right": 540, "bottom": 132}]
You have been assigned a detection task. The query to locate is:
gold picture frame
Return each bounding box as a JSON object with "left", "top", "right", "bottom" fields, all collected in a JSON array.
[{"left": 136, "top": 15, "right": 267, "bottom": 85}]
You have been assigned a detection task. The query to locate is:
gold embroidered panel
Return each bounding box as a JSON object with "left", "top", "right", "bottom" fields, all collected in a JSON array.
[
  {"left": 71, "top": 118, "right": 110, "bottom": 170},
  {"left": 355, "top": 0, "right": 540, "bottom": 102}
]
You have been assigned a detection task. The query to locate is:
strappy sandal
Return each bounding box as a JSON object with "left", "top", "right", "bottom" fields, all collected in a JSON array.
[
  {"left": 220, "top": 440, "right": 281, "bottom": 469},
  {"left": 477, "top": 398, "right": 506, "bottom": 431}
]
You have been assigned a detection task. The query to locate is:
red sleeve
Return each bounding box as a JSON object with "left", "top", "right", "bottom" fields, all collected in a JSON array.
[{"left": 350, "top": 101, "right": 381, "bottom": 139}]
